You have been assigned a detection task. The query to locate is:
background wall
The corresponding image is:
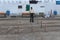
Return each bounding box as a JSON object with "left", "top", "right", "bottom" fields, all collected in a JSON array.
[{"left": 0, "top": 0, "right": 60, "bottom": 16}]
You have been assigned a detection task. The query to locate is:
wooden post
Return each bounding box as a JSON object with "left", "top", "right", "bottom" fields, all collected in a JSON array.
[
  {"left": 45, "top": 23, "right": 47, "bottom": 32},
  {"left": 41, "top": 20, "right": 42, "bottom": 28}
]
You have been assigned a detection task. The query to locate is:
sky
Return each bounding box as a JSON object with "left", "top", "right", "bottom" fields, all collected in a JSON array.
[{"left": 56, "top": 0, "right": 60, "bottom": 1}]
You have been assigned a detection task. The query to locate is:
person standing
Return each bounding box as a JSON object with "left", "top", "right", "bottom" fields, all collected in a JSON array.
[{"left": 30, "top": 7, "right": 34, "bottom": 22}]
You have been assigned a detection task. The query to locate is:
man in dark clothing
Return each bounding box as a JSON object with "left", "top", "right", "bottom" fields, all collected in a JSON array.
[{"left": 30, "top": 7, "right": 34, "bottom": 22}]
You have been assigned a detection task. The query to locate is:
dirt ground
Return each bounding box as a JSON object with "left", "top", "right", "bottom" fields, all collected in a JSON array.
[{"left": 0, "top": 17, "right": 60, "bottom": 40}]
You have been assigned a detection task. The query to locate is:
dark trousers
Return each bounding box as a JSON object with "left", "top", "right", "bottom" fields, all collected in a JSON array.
[{"left": 30, "top": 13, "right": 34, "bottom": 22}]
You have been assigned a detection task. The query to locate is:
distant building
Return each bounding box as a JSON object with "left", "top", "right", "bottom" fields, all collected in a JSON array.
[{"left": 0, "top": 0, "right": 59, "bottom": 16}]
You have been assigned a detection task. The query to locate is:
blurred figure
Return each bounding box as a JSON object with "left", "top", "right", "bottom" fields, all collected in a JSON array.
[
  {"left": 53, "top": 10, "right": 57, "bottom": 15},
  {"left": 30, "top": 7, "right": 34, "bottom": 22},
  {"left": 6, "top": 10, "right": 10, "bottom": 16}
]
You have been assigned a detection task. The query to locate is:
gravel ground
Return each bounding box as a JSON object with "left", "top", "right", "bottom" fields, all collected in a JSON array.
[{"left": 0, "top": 17, "right": 60, "bottom": 40}]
